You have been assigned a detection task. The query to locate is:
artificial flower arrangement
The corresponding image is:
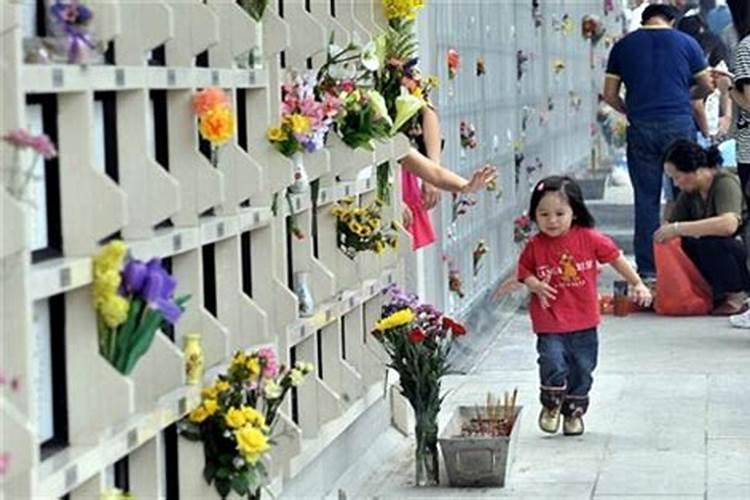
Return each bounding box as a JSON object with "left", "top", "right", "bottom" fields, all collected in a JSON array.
[
  {"left": 516, "top": 50, "right": 529, "bottom": 81},
  {"left": 553, "top": 58, "right": 566, "bottom": 75},
  {"left": 238, "top": 0, "right": 268, "bottom": 21},
  {"left": 513, "top": 213, "right": 532, "bottom": 244},
  {"left": 2, "top": 129, "right": 58, "bottom": 203},
  {"left": 331, "top": 196, "right": 399, "bottom": 258},
  {"left": 49, "top": 0, "right": 98, "bottom": 64},
  {"left": 581, "top": 14, "right": 605, "bottom": 44},
  {"left": 372, "top": 284, "right": 466, "bottom": 486},
  {"left": 450, "top": 193, "right": 477, "bottom": 224},
  {"left": 382, "top": 0, "right": 425, "bottom": 22},
  {"left": 447, "top": 49, "right": 460, "bottom": 80},
  {"left": 472, "top": 240, "right": 489, "bottom": 277},
  {"left": 459, "top": 121, "right": 478, "bottom": 149},
  {"left": 192, "top": 88, "right": 236, "bottom": 167},
  {"left": 180, "top": 348, "right": 313, "bottom": 499},
  {"left": 476, "top": 57, "right": 486, "bottom": 77},
  {"left": 266, "top": 73, "right": 336, "bottom": 158},
  {"left": 93, "top": 241, "right": 190, "bottom": 375}
]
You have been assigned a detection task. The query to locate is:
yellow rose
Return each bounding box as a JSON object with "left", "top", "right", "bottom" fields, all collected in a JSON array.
[
  {"left": 266, "top": 126, "right": 287, "bottom": 142},
  {"left": 215, "top": 381, "right": 231, "bottom": 393},
  {"left": 235, "top": 425, "right": 270, "bottom": 464},
  {"left": 232, "top": 352, "right": 247, "bottom": 367},
  {"left": 201, "top": 386, "right": 218, "bottom": 400},
  {"left": 246, "top": 358, "right": 261, "bottom": 378},
  {"left": 374, "top": 308, "right": 414, "bottom": 332},
  {"left": 241, "top": 406, "right": 267, "bottom": 429},
  {"left": 203, "top": 398, "right": 218, "bottom": 416},
  {"left": 225, "top": 407, "right": 247, "bottom": 429},
  {"left": 99, "top": 295, "right": 129, "bottom": 329},
  {"left": 286, "top": 113, "right": 311, "bottom": 135},
  {"left": 189, "top": 405, "right": 209, "bottom": 423}
]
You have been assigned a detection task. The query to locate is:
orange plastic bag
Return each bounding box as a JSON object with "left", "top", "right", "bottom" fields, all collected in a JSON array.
[{"left": 654, "top": 238, "right": 713, "bottom": 316}]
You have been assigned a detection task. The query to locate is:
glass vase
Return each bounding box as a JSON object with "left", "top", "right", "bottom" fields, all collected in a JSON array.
[{"left": 414, "top": 416, "right": 440, "bottom": 486}]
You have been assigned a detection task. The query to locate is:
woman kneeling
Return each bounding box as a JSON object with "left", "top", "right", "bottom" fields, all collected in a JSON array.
[{"left": 655, "top": 140, "right": 750, "bottom": 317}]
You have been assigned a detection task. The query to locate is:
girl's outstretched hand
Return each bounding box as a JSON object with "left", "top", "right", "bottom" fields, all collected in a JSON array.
[
  {"left": 460, "top": 164, "right": 497, "bottom": 193},
  {"left": 526, "top": 276, "right": 557, "bottom": 309},
  {"left": 630, "top": 282, "right": 653, "bottom": 307},
  {"left": 491, "top": 275, "right": 524, "bottom": 302}
]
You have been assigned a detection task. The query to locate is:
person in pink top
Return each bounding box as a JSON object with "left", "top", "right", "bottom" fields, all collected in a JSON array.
[{"left": 517, "top": 176, "right": 652, "bottom": 436}]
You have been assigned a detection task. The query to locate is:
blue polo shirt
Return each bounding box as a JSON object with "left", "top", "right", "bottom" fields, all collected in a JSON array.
[{"left": 606, "top": 27, "right": 708, "bottom": 122}]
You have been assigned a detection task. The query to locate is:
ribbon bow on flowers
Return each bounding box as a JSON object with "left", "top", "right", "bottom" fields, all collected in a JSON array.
[{"left": 50, "top": 0, "right": 96, "bottom": 64}]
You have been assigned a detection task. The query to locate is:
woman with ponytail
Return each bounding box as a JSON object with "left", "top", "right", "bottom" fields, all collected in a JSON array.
[{"left": 654, "top": 139, "right": 750, "bottom": 318}]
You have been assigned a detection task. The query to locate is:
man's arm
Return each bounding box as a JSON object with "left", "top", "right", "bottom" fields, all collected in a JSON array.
[
  {"left": 690, "top": 71, "right": 715, "bottom": 100},
  {"left": 602, "top": 76, "right": 627, "bottom": 115}
]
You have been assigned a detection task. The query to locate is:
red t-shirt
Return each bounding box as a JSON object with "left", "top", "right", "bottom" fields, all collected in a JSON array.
[{"left": 517, "top": 226, "right": 621, "bottom": 334}]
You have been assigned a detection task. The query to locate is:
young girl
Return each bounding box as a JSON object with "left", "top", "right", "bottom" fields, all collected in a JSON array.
[{"left": 518, "top": 176, "right": 652, "bottom": 436}]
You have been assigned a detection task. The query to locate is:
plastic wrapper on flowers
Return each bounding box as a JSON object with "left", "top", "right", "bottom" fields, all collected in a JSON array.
[
  {"left": 180, "top": 349, "right": 313, "bottom": 499},
  {"left": 513, "top": 213, "right": 532, "bottom": 244},
  {"left": 373, "top": 284, "right": 467, "bottom": 486},
  {"left": 331, "top": 197, "right": 399, "bottom": 259},
  {"left": 41, "top": 0, "right": 104, "bottom": 65},
  {"left": 93, "top": 241, "right": 190, "bottom": 376}
]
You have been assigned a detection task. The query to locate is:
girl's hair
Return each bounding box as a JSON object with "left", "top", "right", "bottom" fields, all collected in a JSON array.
[
  {"left": 528, "top": 176, "right": 595, "bottom": 228},
  {"left": 663, "top": 139, "right": 723, "bottom": 172},
  {"left": 728, "top": 0, "right": 750, "bottom": 39}
]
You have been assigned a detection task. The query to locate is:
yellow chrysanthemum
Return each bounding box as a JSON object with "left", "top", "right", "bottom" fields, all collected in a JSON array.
[
  {"left": 215, "top": 381, "right": 231, "bottom": 393},
  {"left": 199, "top": 105, "right": 235, "bottom": 146},
  {"left": 225, "top": 407, "right": 247, "bottom": 429},
  {"left": 235, "top": 425, "right": 270, "bottom": 464},
  {"left": 99, "top": 295, "right": 129, "bottom": 329},
  {"left": 189, "top": 405, "right": 209, "bottom": 423},
  {"left": 349, "top": 221, "right": 363, "bottom": 234},
  {"left": 266, "top": 126, "right": 287, "bottom": 142},
  {"left": 374, "top": 240, "right": 385, "bottom": 255},
  {"left": 375, "top": 308, "right": 415, "bottom": 332},
  {"left": 286, "top": 113, "right": 311, "bottom": 135},
  {"left": 232, "top": 352, "right": 247, "bottom": 367}
]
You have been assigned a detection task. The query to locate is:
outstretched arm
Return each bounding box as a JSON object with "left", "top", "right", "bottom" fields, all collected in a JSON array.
[
  {"left": 420, "top": 107, "right": 443, "bottom": 209},
  {"left": 401, "top": 148, "right": 496, "bottom": 194},
  {"left": 609, "top": 255, "right": 652, "bottom": 306}
]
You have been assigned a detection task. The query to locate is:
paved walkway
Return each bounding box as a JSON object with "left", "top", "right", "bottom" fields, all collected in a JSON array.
[{"left": 328, "top": 308, "right": 750, "bottom": 499}]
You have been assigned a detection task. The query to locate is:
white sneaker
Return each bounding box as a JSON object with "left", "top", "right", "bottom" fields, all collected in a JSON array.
[{"left": 729, "top": 309, "right": 750, "bottom": 329}]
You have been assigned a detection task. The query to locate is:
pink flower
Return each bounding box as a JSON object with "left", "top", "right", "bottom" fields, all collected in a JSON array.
[
  {"left": 340, "top": 80, "right": 355, "bottom": 93},
  {"left": 0, "top": 452, "right": 10, "bottom": 476},
  {"left": 258, "top": 347, "right": 278, "bottom": 378},
  {"left": 3, "top": 129, "right": 57, "bottom": 159},
  {"left": 192, "top": 87, "right": 230, "bottom": 116}
]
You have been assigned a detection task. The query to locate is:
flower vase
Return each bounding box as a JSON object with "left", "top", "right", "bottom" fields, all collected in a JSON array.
[
  {"left": 288, "top": 153, "right": 309, "bottom": 194},
  {"left": 414, "top": 416, "right": 440, "bottom": 486},
  {"left": 293, "top": 271, "right": 315, "bottom": 317},
  {"left": 183, "top": 333, "right": 204, "bottom": 385}
]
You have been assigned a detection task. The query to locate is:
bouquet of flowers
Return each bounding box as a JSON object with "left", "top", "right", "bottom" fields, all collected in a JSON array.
[
  {"left": 266, "top": 73, "right": 337, "bottom": 157},
  {"left": 93, "top": 241, "right": 190, "bottom": 375},
  {"left": 192, "top": 88, "right": 236, "bottom": 167},
  {"left": 2, "top": 128, "right": 57, "bottom": 203},
  {"left": 180, "top": 348, "right": 313, "bottom": 499},
  {"left": 372, "top": 284, "right": 466, "bottom": 486},
  {"left": 315, "top": 42, "right": 393, "bottom": 150},
  {"left": 581, "top": 14, "right": 605, "bottom": 44},
  {"left": 331, "top": 197, "right": 399, "bottom": 258},
  {"left": 513, "top": 213, "right": 532, "bottom": 244}
]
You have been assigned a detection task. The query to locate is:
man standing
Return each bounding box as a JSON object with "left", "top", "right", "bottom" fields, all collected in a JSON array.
[{"left": 603, "top": 4, "right": 714, "bottom": 279}]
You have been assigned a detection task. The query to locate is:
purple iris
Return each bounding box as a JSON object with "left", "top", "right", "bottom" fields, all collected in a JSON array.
[
  {"left": 141, "top": 258, "right": 182, "bottom": 325},
  {"left": 50, "top": 1, "right": 95, "bottom": 63},
  {"left": 122, "top": 257, "right": 182, "bottom": 325}
]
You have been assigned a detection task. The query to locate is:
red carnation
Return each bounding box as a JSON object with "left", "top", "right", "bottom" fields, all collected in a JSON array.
[
  {"left": 408, "top": 328, "right": 426, "bottom": 343},
  {"left": 451, "top": 321, "right": 467, "bottom": 336}
]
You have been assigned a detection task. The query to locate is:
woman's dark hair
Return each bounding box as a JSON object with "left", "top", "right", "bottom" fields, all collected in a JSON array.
[
  {"left": 663, "top": 139, "right": 723, "bottom": 172},
  {"left": 528, "top": 176, "right": 595, "bottom": 228},
  {"left": 728, "top": 0, "right": 750, "bottom": 39}
]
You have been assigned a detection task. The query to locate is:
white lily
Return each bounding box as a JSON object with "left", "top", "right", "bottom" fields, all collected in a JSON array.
[
  {"left": 367, "top": 90, "right": 393, "bottom": 126},
  {"left": 361, "top": 41, "right": 380, "bottom": 71},
  {"left": 390, "top": 88, "right": 426, "bottom": 135}
]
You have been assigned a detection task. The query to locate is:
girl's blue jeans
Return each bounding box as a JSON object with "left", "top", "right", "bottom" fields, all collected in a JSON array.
[{"left": 537, "top": 328, "right": 598, "bottom": 417}]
